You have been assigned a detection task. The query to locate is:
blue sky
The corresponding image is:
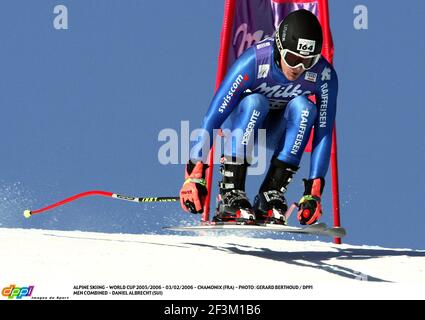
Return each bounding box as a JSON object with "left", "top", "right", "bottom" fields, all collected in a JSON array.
[{"left": 0, "top": 0, "right": 424, "bottom": 249}]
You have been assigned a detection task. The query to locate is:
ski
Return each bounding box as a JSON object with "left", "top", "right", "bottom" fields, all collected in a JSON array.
[{"left": 164, "top": 222, "right": 346, "bottom": 238}]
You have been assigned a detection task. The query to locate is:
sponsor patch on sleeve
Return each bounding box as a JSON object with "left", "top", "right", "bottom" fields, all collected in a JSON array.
[
  {"left": 258, "top": 64, "right": 270, "bottom": 79},
  {"left": 256, "top": 42, "right": 271, "bottom": 50},
  {"left": 321, "top": 67, "right": 332, "bottom": 81},
  {"left": 305, "top": 71, "right": 318, "bottom": 83}
]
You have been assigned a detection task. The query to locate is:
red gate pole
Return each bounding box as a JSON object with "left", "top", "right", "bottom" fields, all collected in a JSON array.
[
  {"left": 318, "top": 0, "right": 342, "bottom": 244},
  {"left": 202, "top": 0, "right": 237, "bottom": 222},
  {"left": 331, "top": 126, "right": 342, "bottom": 244}
]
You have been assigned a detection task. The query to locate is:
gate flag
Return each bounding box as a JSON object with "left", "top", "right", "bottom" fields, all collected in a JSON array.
[{"left": 204, "top": 0, "right": 341, "bottom": 243}]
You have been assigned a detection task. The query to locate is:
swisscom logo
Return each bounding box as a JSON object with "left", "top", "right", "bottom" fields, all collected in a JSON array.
[{"left": 2, "top": 285, "right": 34, "bottom": 299}]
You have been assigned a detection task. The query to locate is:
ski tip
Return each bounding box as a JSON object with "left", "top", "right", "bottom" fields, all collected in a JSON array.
[
  {"left": 333, "top": 227, "right": 347, "bottom": 237},
  {"left": 325, "top": 227, "right": 347, "bottom": 238},
  {"left": 23, "top": 210, "right": 32, "bottom": 219}
]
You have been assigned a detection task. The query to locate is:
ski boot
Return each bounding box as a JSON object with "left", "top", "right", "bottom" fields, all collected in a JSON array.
[
  {"left": 213, "top": 157, "right": 255, "bottom": 224},
  {"left": 253, "top": 157, "right": 298, "bottom": 225}
]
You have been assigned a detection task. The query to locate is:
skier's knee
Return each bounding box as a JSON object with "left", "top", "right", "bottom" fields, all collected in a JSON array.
[
  {"left": 285, "top": 95, "right": 317, "bottom": 120},
  {"left": 239, "top": 93, "right": 269, "bottom": 114}
]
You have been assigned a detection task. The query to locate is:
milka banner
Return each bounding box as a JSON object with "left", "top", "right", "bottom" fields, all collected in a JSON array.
[{"left": 229, "top": 0, "right": 320, "bottom": 64}]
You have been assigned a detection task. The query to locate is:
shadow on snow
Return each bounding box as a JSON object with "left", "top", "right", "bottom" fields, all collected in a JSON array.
[{"left": 184, "top": 242, "right": 425, "bottom": 282}]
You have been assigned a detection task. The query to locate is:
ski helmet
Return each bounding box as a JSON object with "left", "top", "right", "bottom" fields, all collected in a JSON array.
[{"left": 274, "top": 9, "right": 323, "bottom": 59}]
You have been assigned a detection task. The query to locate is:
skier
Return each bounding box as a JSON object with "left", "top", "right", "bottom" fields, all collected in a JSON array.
[{"left": 179, "top": 9, "right": 338, "bottom": 225}]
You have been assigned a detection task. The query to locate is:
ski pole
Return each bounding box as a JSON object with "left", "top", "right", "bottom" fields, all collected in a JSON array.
[{"left": 23, "top": 190, "right": 180, "bottom": 218}]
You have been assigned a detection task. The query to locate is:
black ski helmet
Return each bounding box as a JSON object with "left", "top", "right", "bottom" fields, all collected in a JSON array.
[{"left": 274, "top": 9, "right": 323, "bottom": 58}]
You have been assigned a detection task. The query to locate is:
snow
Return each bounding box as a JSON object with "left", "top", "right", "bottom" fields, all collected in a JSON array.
[{"left": 1, "top": 227, "right": 425, "bottom": 299}]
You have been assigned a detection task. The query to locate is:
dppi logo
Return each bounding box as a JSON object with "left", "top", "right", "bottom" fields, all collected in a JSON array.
[{"left": 2, "top": 284, "right": 34, "bottom": 299}]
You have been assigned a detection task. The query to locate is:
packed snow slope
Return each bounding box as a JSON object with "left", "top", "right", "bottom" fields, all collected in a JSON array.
[{"left": 1, "top": 227, "right": 424, "bottom": 286}]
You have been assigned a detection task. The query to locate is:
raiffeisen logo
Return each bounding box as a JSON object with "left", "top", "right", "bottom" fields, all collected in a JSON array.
[
  {"left": 218, "top": 74, "right": 249, "bottom": 113},
  {"left": 2, "top": 284, "right": 34, "bottom": 299}
]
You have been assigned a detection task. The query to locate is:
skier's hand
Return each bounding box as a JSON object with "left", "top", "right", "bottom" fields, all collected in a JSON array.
[
  {"left": 297, "top": 177, "right": 325, "bottom": 225},
  {"left": 179, "top": 161, "right": 208, "bottom": 214}
]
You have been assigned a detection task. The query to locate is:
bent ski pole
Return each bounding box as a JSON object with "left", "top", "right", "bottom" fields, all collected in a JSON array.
[{"left": 24, "top": 190, "right": 179, "bottom": 218}]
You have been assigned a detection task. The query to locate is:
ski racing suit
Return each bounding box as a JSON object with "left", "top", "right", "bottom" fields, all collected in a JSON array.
[{"left": 190, "top": 38, "right": 338, "bottom": 180}]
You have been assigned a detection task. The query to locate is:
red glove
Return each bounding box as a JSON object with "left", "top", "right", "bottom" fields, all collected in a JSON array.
[
  {"left": 297, "top": 177, "right": 324, "bottom": 225},
  {"left": 179, "top": 161, "right": 208, "bottom": 213}
]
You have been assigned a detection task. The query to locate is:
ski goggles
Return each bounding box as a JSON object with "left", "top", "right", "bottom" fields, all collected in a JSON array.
[{"left": 281, "top": 49, "right": 320, "bottom": 70}]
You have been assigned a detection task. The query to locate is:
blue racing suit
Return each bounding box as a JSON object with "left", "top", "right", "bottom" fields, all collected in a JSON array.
[{"left": 190, "top": 38, "right": 338, "bottom": 179}]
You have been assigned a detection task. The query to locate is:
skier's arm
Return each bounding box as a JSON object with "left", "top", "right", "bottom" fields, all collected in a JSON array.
[
  {"left": 296, "top": 67, "right": 337, "bottom": 225},
  {"left": 189, "top": 47, "right": 256, "bottom": 162},
  {"left": 309, "top": 67, "right": 338, "bottom": 179}
]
